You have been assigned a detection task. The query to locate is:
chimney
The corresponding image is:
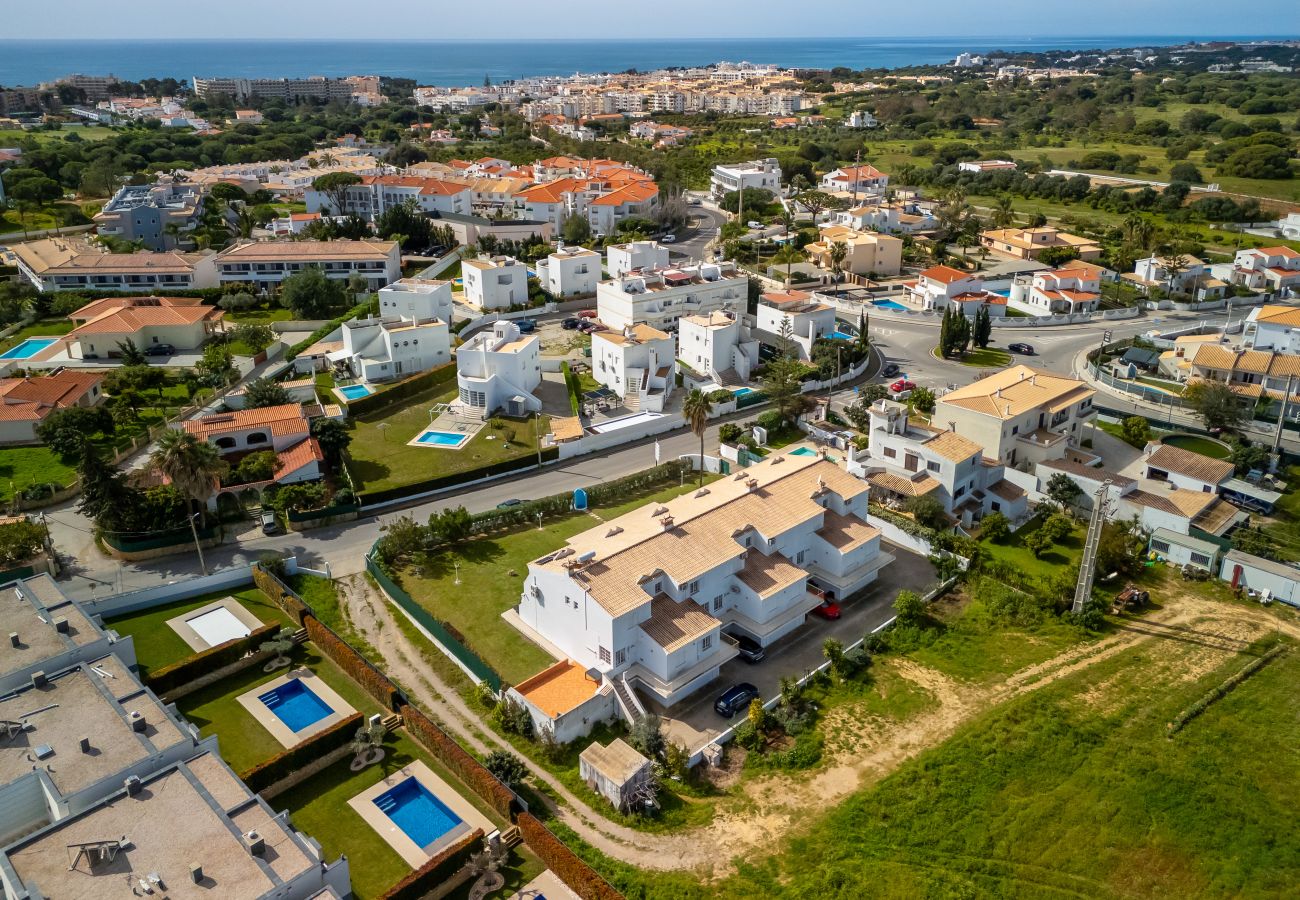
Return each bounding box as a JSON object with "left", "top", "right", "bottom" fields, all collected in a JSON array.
[
  {"left": 190, "top": 864, "right": 204, "bottom": 884},
  {"left": 53, "top": 617, "right": 68, "bottom": 634},
  {"left": 30, "top": 671, "right": 46, "bottom": 689},
  {"left": 244, "top": 831, "right": 265, "bottom": 857},
  {"left": 124, "top": 775, "right": 142, "bottom": 796},
  {"left": 80, "top": 736, "right": 92, "bottom": 754},
  {"left": 8, "top": 632, "right": 18, "bottom": 648},
  {"left": 129, "top": 711, "right": 147, "bottom": 733}
]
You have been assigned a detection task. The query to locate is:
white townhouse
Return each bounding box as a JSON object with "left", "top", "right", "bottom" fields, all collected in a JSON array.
[
  {"left": 848, "top": 400, "right": 1028, "bottom": 527},
  {"left": 606, "top": 240, "right": 671, "bottom": 279},
  {"left": 906, "top": 265, "right": 1007, "bottom": 316},
  {"left": 819, "top": 164, "right": 889, "bottom": 197},
  {"left": 514, "top": 176, "right": 659, "bottom": 237},
  {"left": 1245, "top": 305, "right": 1300, "bottom": 354},
  {"left": 455, "top": 320, "right": 542, "bottom": 418},
  {"left": 596, "top": 262, "right": 747, "bottom": 332},
  {"left": 305, "top": 174, "right": 471, "bottom": 220},
  {"left": 935, "top": 365, "right": 1096, "bottom": 469},
  {"left": 1013, "top": 266, "right": 1101, "bottom": 315},
  {"left": 1184, "top": 343, "right": 1300, "bottom": 406},
  {"left": 710, "top": 158, "right": 782, "bottom": 201},
  {"left": 1211, "top": 246, "right": 1300, "bottom": 296},
  {"left": 462, "top": 255, "right": 531, "bottom": 310},
  {"left": 214, "top": 239, "right": 401, "bottom": 291},
  {"left": 377, "top": 278, "right": 454, "bottom": 325},
  {"left": 536, "top": 246, "right": 600, "bottom": 298},
  {"left": 516, "top": 453, "right": 892, "bottom": 712},
  {"left": 590, "top": 324, "right": 677, "bottom": 412},
  {"left": 338, "top": 315, "right": 450, "bottom": 385},
  {"left": 11, "top": 239, "right": 217, "bottom": 293},
  {"left": 832, "top": 200, "right": 934, "bottom": 235},
  {"left": 678, "top": 310, "right": 760, "bottom": 384},
  {"left": 755, "top": 290, "right": 836, "bottom": 361},
  {"left": 1127, "top": 254, "right": 1224, "bottom": 300}
]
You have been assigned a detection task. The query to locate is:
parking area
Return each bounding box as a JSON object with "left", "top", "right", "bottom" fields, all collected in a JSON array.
[{"left": 653, "top": 543, "right": 938, "bottom": 751}]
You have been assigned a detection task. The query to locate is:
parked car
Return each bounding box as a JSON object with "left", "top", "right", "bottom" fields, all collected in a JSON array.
[
  {"left": 578, "top": 309, "right": 598, "bottom": 319},
  {"left": 561, "top": 317, "right": 581, "bottom": 330},
  {"left": 1008, "top": 342, "right": 1035, "bottom": 355},
  {"left": 516, "top": 319, "right": 536, "bottom": 333},
  {"left": 890, "top": 378, "right": 916, "bottom": 393},
  {"left": 811, "top": 598, "right": 842, "bottom": 620},
  {"left": 688, "top": 198, "right": 703, "bottom": 206},
  {"left": 661, "top": 234, "right": 677, "bottom": 244},
  {"left": 746, "top": 220, "right": 763, "bottom": 229},
  {"left": 882, "top": 363, "right": 901, "bottom": 378},
  {"left": 714, "top": 682, "right": 759, "bottom": 718},
  {"left": 496, "top": 498, "right": 523, "bottom": 509},
  {"left": 259, "top": 510, "right": 280, "bottom": 535},
  {"left": 729, "top": 633, "right": 765, "bottom": 664},
  {"left": 144, "top": 343, "right": 175, "bottom": 357}
]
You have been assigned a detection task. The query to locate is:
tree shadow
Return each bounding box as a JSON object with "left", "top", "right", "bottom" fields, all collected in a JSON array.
[{"left": 347, "top": 458, "right": 391, "bottom": 484}]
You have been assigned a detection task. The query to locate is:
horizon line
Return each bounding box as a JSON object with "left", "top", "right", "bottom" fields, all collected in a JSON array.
[{"left": 1, "top": 34, "right": 1291, "bottom": 43}]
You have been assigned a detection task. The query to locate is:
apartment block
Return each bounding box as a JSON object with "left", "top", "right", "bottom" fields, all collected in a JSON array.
[
  {"left": 214, "top": 240, "right": 400, "bottom": 291},
  {"left": 710, "top": 158, "right": 782, "bottom": 201},
  {"left": 11, "top": 239, "right": 217, "bottom": 293},
  {"left": 596, "top": 262, "right": 746, "bottom": 332},
  {"left": 94, "top": 180, "right": 205, "bottom": 251},
  {"left": 805, "top": 226, "right": 903, "bottom": 277}
]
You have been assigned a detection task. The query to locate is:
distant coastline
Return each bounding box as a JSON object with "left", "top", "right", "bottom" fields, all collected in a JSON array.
[{"left": 0, "top": 35, "right": 1285, "bottom": 88}]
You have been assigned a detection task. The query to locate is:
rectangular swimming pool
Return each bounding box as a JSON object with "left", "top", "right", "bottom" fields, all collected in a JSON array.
[
  {"left": 732, "top": 387, "right": 755, "bottom": 397},
  {"left": 414, "top": 429, "right": 469, "bottom": 448},
  {"left": 830, "top": 331, "right": 855, "bottom": 340},
  {"left": 337, "top": 383, "right": 375, "bottom": 401},
  {"left": 870, "top": 299, "right": 908, "bottom": 312},
  {"left": 258, "top": 679, "right": 333, "bottom": 733},
  {"left": 374, "top": 777, "right": 464, "bottom": 850},
  {"left": 0, "top": 338, "right": 58, "bottom": 360},
  {"left": 186, "top": 606, "right": 252, "bottom": 647}
]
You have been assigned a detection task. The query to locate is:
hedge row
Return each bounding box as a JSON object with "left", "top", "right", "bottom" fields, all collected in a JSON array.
[
  {"left": 399, "top": 701, "right": 517, "bottom": 821},
  {"left": 377, "top": 827, "right": 483, "bottom": 900},
  {"left": 286, "top": 300, "right": 374, "bottom": 361},
  {"left": 239, "top": 712, "right": 363, "bottom": 793},
  {"left": 252, "top": 563, "right": 311, "bottom": 626},
  {"left": 561, "top": 360, "right": 581, "bottom": 416},
  {"left": 145, "top": 623, "right": 279, "bottom": 696},
  {"left": 867, "top": 502, "right": 939, "bottom": 542},
  {"left": 1167, "top": 644, "right": 1285, "bottom": 736},
  {"left": 516, "top": 813, "right": 624, "bottom": 900},
  {"left": 357, "top": 447, "right": 559, "bottom": 507},
  {"left": 305, "top": 615, "right": 402, "bottom": 711},
  {"left": 349, "top": 363, "right": 458, "bottom": 418}
]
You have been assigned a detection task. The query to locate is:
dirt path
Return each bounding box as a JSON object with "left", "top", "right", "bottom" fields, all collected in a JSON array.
[{"left": 339, "top": 574, "right": 1296, "bottom": 879}]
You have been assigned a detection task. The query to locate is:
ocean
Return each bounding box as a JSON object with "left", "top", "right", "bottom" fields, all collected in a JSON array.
[{"left": 0, "top": 36, "right": 1271, "bottom": 88}]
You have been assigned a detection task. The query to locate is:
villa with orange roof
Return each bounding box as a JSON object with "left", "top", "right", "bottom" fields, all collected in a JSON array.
[
  {"left": 179, "top": 404, "right": 327, "bottom": 504},
  {"left": 63, "top": 295, "right": 224, "bottom": 360},
  {"left": 819, "top": 164, "right": 889, "bottom": 197},
  {"left": 1011, "top": 266, "right": 1101, "bottom": 314},
  {"left": 1211, "top": 246, "right": 1300, "bottom": 295},
  {"left": 514, "top": 451, "right": 891, "bottom": 720},
  {"left": 805, "top": 225, "right": 903, "bottom": 277},
  {"left": 514, "top": 172, "right": 658, "bottom": 236},
  {"left": 979, "top": 225, "right": 1101, "bottom": 262},
  {"left": 304, "top": 173, "right": 470, "bottom": 220},
  {"left": 906, "top": 265, "right": 1007, "bottom": 316},
  {"left": 0, "top": 371, "right": 104, "bottom": 444},
  {"left": 1245, "top": 304, "right": 1300, "bottom": 354}
]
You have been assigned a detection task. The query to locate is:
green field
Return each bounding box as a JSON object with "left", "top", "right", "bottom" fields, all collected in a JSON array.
[
  {"left": 0, "top": 446, "right": 77, "bottom": 504},
  {"left": 0, "top": 126, "right": 117, "bottom": 145},
  {"left": 979, "top": 516, "right": 1085, "bottom": 585},
  {"left": 105, "top": 587, "right": 294, "bottom": 677}
]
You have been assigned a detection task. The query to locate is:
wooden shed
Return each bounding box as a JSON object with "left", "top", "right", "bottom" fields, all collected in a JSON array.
[{"left": 578, "top": 738, "right": 652, "bottom": 812}]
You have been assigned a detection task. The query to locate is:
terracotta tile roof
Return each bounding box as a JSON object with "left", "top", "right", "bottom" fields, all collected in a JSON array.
[
  {"left": 920, "top": 265, "right": 969, "bottom": 284},
  {"left": 1038, "top": 458, "right": 1135, "bottom": 489},
  {"left": 0, "top": 372, "right": 101, "bottom": 407},
  {"left": 11, "top": 239, "right": 203, "bottom": 275},
  {"left": 817, "top": 509, "right": 881, "bottom": 552},
  {"left": 215, "top": 239, "right": 398, "bottom": 261},
  {"left": 1145, "top": 444, "right": 1234, "bottom": 485},
  {"left": 1252, "top": 305, "right": 1300, "bottom": 327},
  {"left": 638, "top": 595, "right": 719, "bottom": 652},
  {"left": 181, "top": 404, "right": 309, "bottom": 440},
  {"left": 736, "top": 550, "right": 807, "bottom": 598},
  {"left": 988, "top": 479, "right": 1025, "bottom": 502},
  {"left": 1192, "top": 498, "right": 1239, "bottom": 535},
  {"left": 760, "top": 289, "right": 814, "bottom": 305},
  {"left": 0, "top": 400, "right": 48, "bottom": 422},
  {"left": 938, "top": 365, "right": 1093, "bottom": 420},
  {"left": 1259, "top": 246, "right": 1300, "bottom": 260},
  {"left": 69, "top": 295, "right": 205, "bottom": 323},
  {"left": 923, "top": 429, "right": 983, "bottom": 463},
  {"left": 67, "top": 302, "right": 222, "bottom": 337},
  {"left": 275, "top": 437, "right": 324, "bottom": 477},
  {"left": 514, "top": 660, "right": 600, "bottom": 718},
  {"left": 868, "top": 470, "right": 941, "bottom": 498}
]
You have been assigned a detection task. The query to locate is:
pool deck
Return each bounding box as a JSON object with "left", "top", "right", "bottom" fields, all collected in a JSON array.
[
  {"left": 332, "top": 385, "right": 375, "bottom": 404},
  {"left": 347, "top": 760, "right": 496, "bottom": 867},
  {"left": 235, "top": 668, "right": 358, "bottom": 748},
  {"left": 165, "top": 596, "right": 266, "bottom": 652}
]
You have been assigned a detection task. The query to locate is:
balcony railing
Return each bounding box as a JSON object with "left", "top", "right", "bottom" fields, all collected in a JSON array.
[{"left": 625, "top": 642, "right": 738, "bottom": 700}]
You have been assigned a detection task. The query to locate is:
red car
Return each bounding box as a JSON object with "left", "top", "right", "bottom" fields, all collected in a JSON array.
[
  {"left": 811, "top": 599, "right": 842, "bottom": 620},
  {"left": 890, "top": 378, "right": 916, "bottom": 393}
]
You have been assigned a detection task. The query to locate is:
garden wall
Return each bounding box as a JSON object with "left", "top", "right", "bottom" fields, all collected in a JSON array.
[
  {"left": 377, "top": 828, "right": 483, "bottom": 900},
  {"left": 82, "top": 559, "right": 300, "bottom": 620},
  {"left": 516, "top": 813, "right": 625, "bottom": 900},
  {"left": 240, "top": 712, "right": 364, "bottom": 798},
  {"left": 148, "top": 623, "right": 279, "bottom": 701}
]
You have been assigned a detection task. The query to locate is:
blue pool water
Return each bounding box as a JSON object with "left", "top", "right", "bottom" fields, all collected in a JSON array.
[
  {"left": 829, "top": 331, "right": 855, "bottom": 341},
  {"left": 338, "top": 384, "right": 374, "bottom": 401},
  {"left": 416, "top": 429, "right": 469, "bottom": 447},
  {"left": 790, "top": 447, "right": 817, "bottom": 456},
  {"left": 0, "top": 338, "right": 58, "bottom": 360},
  {"left": 871, "top": 299, "right": 908, "bottom": 312},
  {"left": 259, "top": 679, "right": 333, "bottom": 733},
  {"left": 374, "top": 777, "right": 464, "bottom": 849},
  {"left": 732, "top": 387, "right": 755, "bottom": 397}
]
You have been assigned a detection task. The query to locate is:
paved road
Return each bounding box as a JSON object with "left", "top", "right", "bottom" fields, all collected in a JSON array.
[{"left": 670, "top": 204, "right": 726, "bottom": 264}]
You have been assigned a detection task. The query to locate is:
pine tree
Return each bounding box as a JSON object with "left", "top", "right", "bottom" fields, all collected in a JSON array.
[
  {"left": 957, "top": 311, "right": 973, "bottom": 355},
  {"left": 75, "top": 443, "right": 136, "bottom": 530},
  {"left": 939, "top": 306, "right": 952, "bottom": 358},
  {"left": 974, "top": 304, "right": 992, "bottom": 349}
]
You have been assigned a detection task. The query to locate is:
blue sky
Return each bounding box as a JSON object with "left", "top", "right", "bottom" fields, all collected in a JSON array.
[{"left": 4, "top": 0, "right": 1293, "bottom": 40}]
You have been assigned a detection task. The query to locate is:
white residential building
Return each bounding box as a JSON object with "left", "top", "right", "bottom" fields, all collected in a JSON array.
[
  {"left": 957, "top": 160, "right": 1018, "bottom": 174},
  {"left": 1012, "top": 266, "right": 1101, "bottom": 315},
  {"left": 845, "top": 110, "right": 878, "bottom": 128},
  {"left": 455, "top": 320, "right": 542, "bottom": 417},
  {"left": 606, "top": 240, "right": 671, "bottom": 278},
  {"left": 1245, "top": 304, "right": 1300, "bottom": 354},
  {"left": 1125, "top": 254, "right": 1225, "bottom": 300},
  {"left": 906, "top": 265, "right": 1007, "bottom": 316},
  {"left": 536, "top": 246, "right": 600, "bottom": 298},
  {"left": 1211, "top": 246, "right": 1300, "bottom": 296},
  {"left": 305, "top": 174, "right": 471, "bottom": 220},
  {"left": 516, "top": 453, "right": 891, "bottom": 711},
  {"left": 756, "top": 290, "right": 836, "bottom": 361},
  {"left": 596, "top": 262, "right": 746, "bottom": 332},
  {"left": 214, "top": 240, "right": 401, "bottom": 291},
  {"left": 338, "top": 315, "right": 450, "bottom": 385},
  {"left": 11, "top": 239, "right": 217, "bottom": 293},
  {"left": 819, "top": 164, "right": 889, "bottom": 197},
  {"left": 678, "top": 310, "right": 759, "bottom": 383},
  {"left": 848, "top": 400, "right": 1029, "bottom": 527},
  {"left": 591, "top": 324, "right": 677, "bottom": 412},
  {"left": 710, "top": 158, "right": 782, "bottom": 201},
  {"left": 462, "top": 255, "right": 531, "bottom": 310},
  {"left": 514, "top": 176, "right": 658, "bottom": 237},
  {"left": 831, "top": 200, "right": 934, "bottom": 235},
  {"left": 377, "top": 278, "right": 454, "bottom": 324},
  {"left": 935, "top": 365, "right": 1096, "bottom": 468}
]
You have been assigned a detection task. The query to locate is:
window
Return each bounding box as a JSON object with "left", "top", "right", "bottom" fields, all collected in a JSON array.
[
  {"left": 1012, "top": 426, "right": 1019, "bottom": 435},
  {"left": 883, "top": 447, "right": 896, "bottom": 458},
  {"left": 246, "top": 431, "right": 269, "bottom": 445},
  {"left": 927, "top": 461, "right": 941, "bottom": 473},
  {"left": 1190, "top": 552, "right": 1211, "bottom": 567},
  {"left": 615, "top": 648, "right": 627, "bottom": 666},
  {"left": 713, "top": 595, "right": 723, "bottom": 611},
  {"left": 796, "top": 550, "right": 806, "bottom": 565},
  {"left": 689, "top": 580, "right": 699, "bottom": 594},
  {"left": 599, "top": 646, "right": 611, "bottom": 664},
  {"left": 1151, "top": 539, "right": 1171, "bottom": 553},
  {"left": 701, "top": 635, "right": 712, "bottom": 652}
]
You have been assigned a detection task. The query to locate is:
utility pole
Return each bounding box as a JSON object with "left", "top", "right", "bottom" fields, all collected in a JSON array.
[
  {"left": 188, "top": 512, "right": 208, "bottom": 577},
  {"left": 1072, "top": 480, "right": 1112, "bottom": 615},
  {"left": 1273, "top": 373, "right": 1294, "bottom": 455}
]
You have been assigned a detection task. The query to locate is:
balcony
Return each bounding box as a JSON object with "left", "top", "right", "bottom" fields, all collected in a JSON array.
[
  {"left": 1016, "top": 428, "right": 1067, "bottom": 450},
  {"left": 625, "top": 641, "right": 738, "bottom": 703}
]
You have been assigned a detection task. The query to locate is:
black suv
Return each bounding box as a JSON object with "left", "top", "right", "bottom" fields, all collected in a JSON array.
[
  {"left": 714, "top": 682, "right": 759, "bottom": 718},
  {"left": 730, "top": 633, "right": 764, "bottom": 664},
  {"left": 1008, "top": 342, "right": 1035, "bottom": 355}
]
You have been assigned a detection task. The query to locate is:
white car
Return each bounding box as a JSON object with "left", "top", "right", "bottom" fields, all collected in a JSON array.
[
  {"left": 747, "top": 220, "right": 763, "bottom": 229},
  {"left": 661, "top": 234, "right": 677, "bottom": 243}
]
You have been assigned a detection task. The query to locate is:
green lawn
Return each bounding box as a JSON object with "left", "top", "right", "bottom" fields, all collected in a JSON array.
[
  {"left": 980, "top": 516, "right": 1085, "bottom": 587},
  {"left": 1160, "top": 434, "right": 1230, "bottom": 460},
  {"left": 173, "top": 644, "right": 383, "bottom": 773},
  {"left": 0, "top": 320, "right": 75, "bottom": 355},
  {"left": 951, "top": 346, "right": 1010, "bottom": 368},
  {"left": 225, "top": 305, "right": 295, "bottom": 324},
  {"left": 345, "top": 383, "right": 549, "bottom": 494},
  {"left": 0, "top": 126, "right": 116, "bottom": 145},
  {"left": 396, "top": 478, "right": 719, "bottom": 685},
  {"left": 105, "top": 587, "right": 294, "bottom": 677},
  {"left": 1135, "top": 375, "right": 1186, "bottom": 396},
  {"left": 0, "top": 446, "right": 78, "bottom": 503}
]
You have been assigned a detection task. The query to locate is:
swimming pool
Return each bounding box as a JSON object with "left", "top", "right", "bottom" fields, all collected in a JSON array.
[
  {"left": 185, "top": 606, "right": 251, "bottom": 647},
  {"left": 589, "top": 411, "right": 664, "bottom": 434},
  {"left": 258, "top": 679, "right": 333, "bottom": 733},
  {"left": 374, "top": 777, "right": 464, "bottom": 850},
  {"left": 414, "top": 429, "right": 469, "bottom": 448},
  {"left": 336, "top": 383, "right": 374, "bottom": 401},
  {"left": 829, "top": 330, "right": 856, "bottom": 340},
  {"left": 0, "top": 338, "right": 58, "bottom": 360},
  {"left": 871, "top": 299, "right": 908, "bottom": 312},
  {"left": 732, "top": 387, "right": 755, "bottom": 397}
]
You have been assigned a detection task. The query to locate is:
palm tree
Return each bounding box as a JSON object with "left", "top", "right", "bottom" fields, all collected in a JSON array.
[
  {"left": 991, "top": 195, "right": 1016, "bottom": 229},
  {"left": 682, "top": 389, "right": 713, "bottom": 487},
  {"left": 1122, "top": 213, "right": 1155, "bottom": 254},
  {"left": 828, "top": 241, "right": 849, "bottom": 284},
  {"left": 150, "top": 429, "right": 227, "bottom": 508},
  {"left": 771, "top": 243, "right": 805, "bottom": 287}
]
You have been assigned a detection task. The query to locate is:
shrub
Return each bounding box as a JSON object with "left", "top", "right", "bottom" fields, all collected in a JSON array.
[
  {"left": 494, "top": 696, "right": 534, "bottom": 738},
  {"left": 146, "top": 623, "right": 279, "bottom": 695},
  {"left": 240, "top": 712, "right": 363, "bottom": 792},
  {"left": 377, "top": 828, "right": 484, "bottom": 900},
  {"left": 1121, "top": 415, "right": 1151, "bottom": 447},
  {"left": 0, "top": 520, "right": 47, "bottom": 567},
  {"left": 893, "top": 590, "right": 925, "bottom": 627},
  {"left": 252, "top": 562, "right": 310, "bottom": 623},
  {"left": 484, "top": 750, "right": 529, "bottom": 788},
  {"left": 905, "top": 494, "right": 948, "bottom": 531},
  {"left": 400, "top": 702, "right": 517, "bottom": 819},
  {"left": 980, "top": 511, "right": 1010, "bottom": 542},
  {"left": 516, "top": 813, "right": 624, "bottom": 900},
  {"left": 719, "top": 422, "right": 744, "bottom": 444},
  {"left": 755, "top": 410, "right": 784, "bottom": 432},
  {"left": 305, "top": 615, "right": 401, "bottom": 710}
]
